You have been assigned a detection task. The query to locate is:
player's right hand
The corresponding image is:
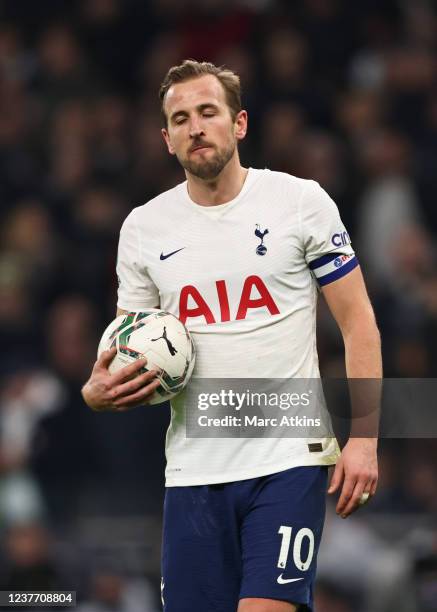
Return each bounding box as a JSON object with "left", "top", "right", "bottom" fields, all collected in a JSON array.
[{"left": 81, "top": 348, "right": 161, "bottom": 412}]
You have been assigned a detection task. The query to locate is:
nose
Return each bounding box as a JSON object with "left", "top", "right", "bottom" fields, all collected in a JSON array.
[{"left": 189, "top": 116, "right": 205, "bottom": 139}]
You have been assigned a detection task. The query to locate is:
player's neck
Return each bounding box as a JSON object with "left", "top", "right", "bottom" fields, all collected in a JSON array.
[{"left": 186, "top": 157, "right": 248, "bottom": 207}]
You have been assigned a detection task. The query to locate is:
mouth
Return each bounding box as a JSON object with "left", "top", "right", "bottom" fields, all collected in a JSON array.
[{"left": 190, "top": 144, "right": 213, "bottom": 154}]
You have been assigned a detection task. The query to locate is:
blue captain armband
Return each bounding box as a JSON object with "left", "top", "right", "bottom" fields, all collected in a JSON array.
[{"left": 309, "top": 253, "right": 359, "bottom": 286}]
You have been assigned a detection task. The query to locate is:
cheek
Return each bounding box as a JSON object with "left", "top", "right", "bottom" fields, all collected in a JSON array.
[
  {"left": 214, "top": 122, "right": 235, "bottom": 144},
  {"left": 167, "top": 132, "right": 183, "bottom": 153}
]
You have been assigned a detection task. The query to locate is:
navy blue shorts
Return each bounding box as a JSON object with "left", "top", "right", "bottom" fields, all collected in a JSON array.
[{"left": 161, "top": 466, "right": 327, "bottom": 611}]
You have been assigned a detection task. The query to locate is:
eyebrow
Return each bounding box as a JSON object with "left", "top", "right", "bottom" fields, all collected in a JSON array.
[{"left": 170, "top": 103, "right": 219, "bottom": 123}]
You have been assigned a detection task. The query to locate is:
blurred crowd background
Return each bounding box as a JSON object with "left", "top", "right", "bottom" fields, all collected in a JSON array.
[{"left": 1, "top": 0, "right": 437, "bottom": 610}]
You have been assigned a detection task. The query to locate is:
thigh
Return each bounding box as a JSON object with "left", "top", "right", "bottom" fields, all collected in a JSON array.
[
  {"left": 161, "top": 485, "right": 242, "bottom": 612},
  {"left": 239, "top": 466, "right": 328, "bottom": 612}
]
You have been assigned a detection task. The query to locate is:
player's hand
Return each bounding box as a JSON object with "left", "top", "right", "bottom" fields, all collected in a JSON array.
[
  {"left": 327, "top": 437, "right": 378, "bottom": 518},
  {"left": 81, "top": 348, "right": 161, "bottom": 412}
]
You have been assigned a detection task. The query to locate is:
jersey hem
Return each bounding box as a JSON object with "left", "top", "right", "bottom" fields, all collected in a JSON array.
[{"left": 165, "top": 451, "right": 338, "bottom": 487}]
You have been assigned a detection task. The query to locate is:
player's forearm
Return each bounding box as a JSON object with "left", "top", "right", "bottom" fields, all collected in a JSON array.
[
  {"left": 343, "top": 315, "right": 382, "bottom": 379},
  {"left": 343, "top": 316, "right": 382, "bottom": 439}
]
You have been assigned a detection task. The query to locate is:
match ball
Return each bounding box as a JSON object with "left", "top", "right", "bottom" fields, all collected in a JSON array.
[{"left": 98, "top": 309, "right": 196, "bottom": 405}]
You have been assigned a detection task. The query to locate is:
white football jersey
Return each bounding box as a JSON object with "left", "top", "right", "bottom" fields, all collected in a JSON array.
[{"left": 117, "top": 168, "right": 357, "bottom": 486}]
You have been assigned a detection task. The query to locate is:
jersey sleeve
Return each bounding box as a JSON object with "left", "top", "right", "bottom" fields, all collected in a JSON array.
[
  {"left": 116, "top": 210, "right": 160, "bottom": 310},
  {"left": 300, "top": 180, "right": 358, "bottom": 287}
]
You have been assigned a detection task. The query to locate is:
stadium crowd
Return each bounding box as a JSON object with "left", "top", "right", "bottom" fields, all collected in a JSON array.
[{"left": 0, "top": 0, "right": 437, "bottom": 610}]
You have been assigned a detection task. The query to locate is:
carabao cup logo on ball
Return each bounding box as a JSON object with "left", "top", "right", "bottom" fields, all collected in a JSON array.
[{"left": 98, "top": 309, "right": 196, "bottom": 405}]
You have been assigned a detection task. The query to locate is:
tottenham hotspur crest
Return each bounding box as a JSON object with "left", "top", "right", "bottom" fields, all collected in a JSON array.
[{"left": 255, "top": 224, "right": 269, "bottom": 256}]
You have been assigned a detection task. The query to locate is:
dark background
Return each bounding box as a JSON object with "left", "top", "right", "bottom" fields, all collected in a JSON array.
[{"left": 1, "top": 1, "right": 437, "bottom": 610}]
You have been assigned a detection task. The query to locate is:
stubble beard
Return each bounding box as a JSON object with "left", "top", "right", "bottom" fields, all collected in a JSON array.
[{"left": 179, "top": 140, "right": 236, "bottom": 180}]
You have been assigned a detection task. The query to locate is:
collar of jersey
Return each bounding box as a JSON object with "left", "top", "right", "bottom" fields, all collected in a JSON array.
[{"left": 179, "top": 167, "right": 259, "bottom": 217}]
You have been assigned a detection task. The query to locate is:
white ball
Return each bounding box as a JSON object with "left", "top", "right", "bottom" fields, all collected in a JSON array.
[{"left": 98, "top": 309, "right": 196, "bottom": 405}]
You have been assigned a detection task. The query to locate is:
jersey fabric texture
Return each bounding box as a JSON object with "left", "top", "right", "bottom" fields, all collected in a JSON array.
[
  {"left": 161, "top": 465, "right": 328, "bottom": 612},
  {"left": 116, "top": 168, "right": 357, "bottom": 486}
]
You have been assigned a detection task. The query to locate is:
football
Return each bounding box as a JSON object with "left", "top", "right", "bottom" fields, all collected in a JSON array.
[{"left": 98, "top": 309, "right": 196, "bottom": 405}]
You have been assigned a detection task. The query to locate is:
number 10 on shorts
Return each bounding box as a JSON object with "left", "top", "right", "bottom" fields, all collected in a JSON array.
[{"left": 277, "top": 526, "right": 315, "bottom": 571}]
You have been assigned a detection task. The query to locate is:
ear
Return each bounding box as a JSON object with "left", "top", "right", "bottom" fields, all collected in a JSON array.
[
  {"left": 234, "top": 110, "right": 248, "bottom": 142},
  {"left": 162, "top": 128, "right": 176, "bottom": 155}
]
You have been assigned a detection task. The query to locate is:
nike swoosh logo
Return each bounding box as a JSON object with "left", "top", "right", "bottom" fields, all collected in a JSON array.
[
  {"left": 160, "top": 247, "right": 185, "bottom": 260},
  {"left": 277, "top": 574, "right": 304, "bottom": 585}
]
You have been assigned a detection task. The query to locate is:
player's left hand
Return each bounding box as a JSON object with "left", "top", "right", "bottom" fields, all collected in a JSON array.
[{"left": 327, "top": 437, "right": 378, "bottom": 518}]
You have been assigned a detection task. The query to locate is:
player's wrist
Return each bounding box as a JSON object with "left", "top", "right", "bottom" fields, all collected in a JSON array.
[
  {"left": 346, "top": 438, "right": 378, "bottom": 454},
  {"left": 81, "top": 381, "right": 105, "bottom": 411},
  {"left": 81, "top": 382, "right": 92, "bottom": 406}
]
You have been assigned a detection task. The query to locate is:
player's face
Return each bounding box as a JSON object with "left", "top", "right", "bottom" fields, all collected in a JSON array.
[{"left": 162, "top": 75, "right": 247, "bottom": 180}]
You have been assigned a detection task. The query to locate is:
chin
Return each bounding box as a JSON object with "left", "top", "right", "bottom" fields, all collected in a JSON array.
[{"left": 191, "top": 165, "right": 222, "bottom": 180}]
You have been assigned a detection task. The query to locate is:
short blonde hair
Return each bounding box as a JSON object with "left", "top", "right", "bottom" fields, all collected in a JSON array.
[{"left": 159, "top": 59, "right": 241, "bottom": 125}]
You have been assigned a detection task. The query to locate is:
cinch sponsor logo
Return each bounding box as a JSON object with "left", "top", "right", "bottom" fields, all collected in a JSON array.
[
  {"left": 179, "top": 275, "right": 280, "bottom": 324},
  {"left": 331, "top": 231, "right": 350, "bottom": 247}
]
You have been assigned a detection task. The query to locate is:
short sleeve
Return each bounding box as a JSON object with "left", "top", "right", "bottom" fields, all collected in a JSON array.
[
  {"left": 300, "top": 180, "right": 358, "bottom": 287},
  {"left": 116, "top": 210, "right": 160, "bottom": 310}
]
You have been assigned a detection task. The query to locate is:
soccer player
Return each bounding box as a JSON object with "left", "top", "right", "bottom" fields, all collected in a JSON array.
[{"left": 82, "top": 60, "right": 381, "bottom": 612}]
